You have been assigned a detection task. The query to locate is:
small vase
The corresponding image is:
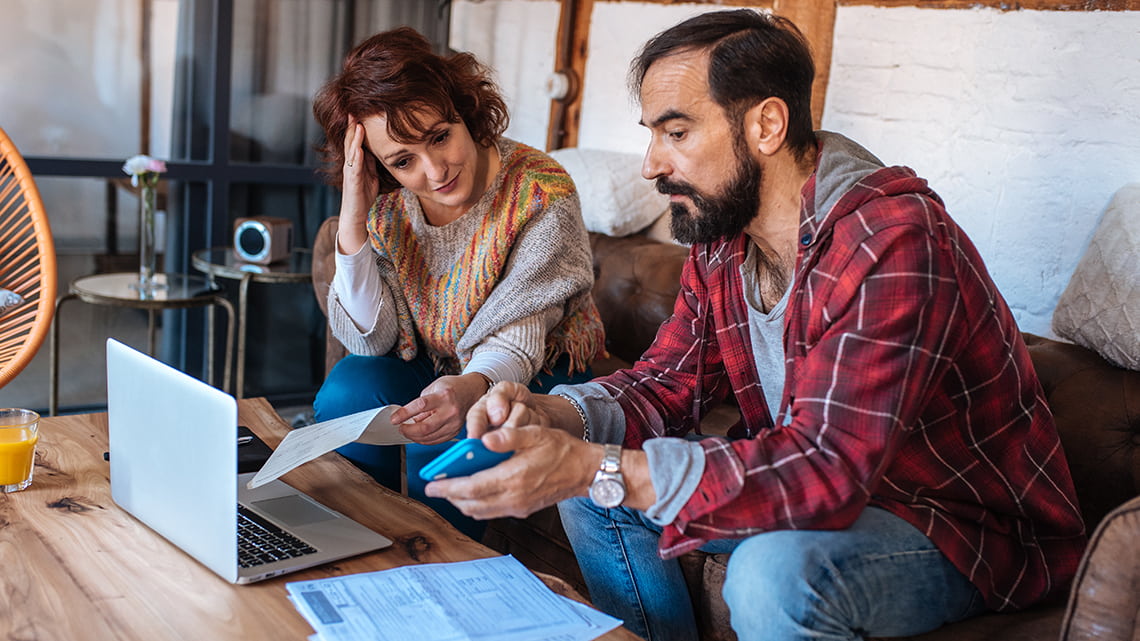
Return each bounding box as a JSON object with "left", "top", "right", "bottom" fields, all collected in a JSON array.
[{"left": 134, "top": 183, "right": 160, "bottom": 296}]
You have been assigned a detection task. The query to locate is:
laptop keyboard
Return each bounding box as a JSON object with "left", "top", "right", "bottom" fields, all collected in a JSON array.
[{"left": 237, "top": 504, "right": 318, "bottom": 568}]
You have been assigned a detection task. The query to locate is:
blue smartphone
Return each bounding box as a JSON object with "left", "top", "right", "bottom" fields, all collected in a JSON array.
[{"left": 419, "top": 438, "right": 513, "bottom": 482}]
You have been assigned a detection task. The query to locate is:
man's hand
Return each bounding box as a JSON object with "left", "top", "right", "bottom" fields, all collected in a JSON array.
[
  {"left": 423, "top": 425, "right": 599, "bottom": 519},
  {"left": 431, "top": 382, "right": 656, "bottom": 519},
  {"left": 464, "top": 381, "right": 550, "bottom": 438},
  {"left": 391, "top": 373, "right": 489, "bottom": 445}
]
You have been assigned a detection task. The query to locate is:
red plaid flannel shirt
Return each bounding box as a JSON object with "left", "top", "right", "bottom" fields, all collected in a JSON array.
[{"left": 594, "top": 165, "right": 1086, "bottom": 610}]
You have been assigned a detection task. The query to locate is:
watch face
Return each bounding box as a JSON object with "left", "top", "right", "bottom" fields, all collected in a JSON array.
[{"left": 590, "top": 478, "right": 626, "bottom": 508}]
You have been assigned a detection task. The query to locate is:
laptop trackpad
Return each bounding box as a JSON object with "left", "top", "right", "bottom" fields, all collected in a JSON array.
[{"left": 251, "top": 495, "right": 337, "bottom": 527}]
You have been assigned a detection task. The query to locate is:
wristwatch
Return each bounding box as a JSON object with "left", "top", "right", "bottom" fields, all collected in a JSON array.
[{"left": 588, "top": 444, "right": 626, "bottom": 508}]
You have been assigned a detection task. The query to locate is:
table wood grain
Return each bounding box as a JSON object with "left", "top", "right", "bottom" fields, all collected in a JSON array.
[{"left": 0, "top": 397, "right": 639, "bottom": 640}]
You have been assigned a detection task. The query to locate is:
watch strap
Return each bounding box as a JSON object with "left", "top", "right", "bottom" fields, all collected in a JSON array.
[
  {"left": 588, "top": 443, "right": 627, "bottom": 509},
  {"left": 598, "top": 443, "right": 622, "bottom": 474}
]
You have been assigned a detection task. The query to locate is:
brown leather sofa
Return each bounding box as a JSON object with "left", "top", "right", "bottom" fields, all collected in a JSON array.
[{"left": 312, "top": 217, "right": 1140, "bottom": 641}]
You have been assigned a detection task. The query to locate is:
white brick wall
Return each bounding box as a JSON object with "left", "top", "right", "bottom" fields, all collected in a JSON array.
[
  {"left": 825, "top": 7, "right": 1140, "bottom": 336},
  {"left": 453, "top": 1, "right": 1140, "bottom": 336}
]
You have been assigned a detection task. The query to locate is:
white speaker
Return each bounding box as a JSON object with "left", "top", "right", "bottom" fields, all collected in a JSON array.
[{"left": 233, "top": 217, "right": 293, "bottom": 265}]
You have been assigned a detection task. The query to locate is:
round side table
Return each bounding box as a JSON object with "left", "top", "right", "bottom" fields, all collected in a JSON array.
[
  {"left": 49, "top": 272, "right": 236, "bottom": 416},
  {"left": 191, "top": 247, "right": 312, "bottom": 399}
]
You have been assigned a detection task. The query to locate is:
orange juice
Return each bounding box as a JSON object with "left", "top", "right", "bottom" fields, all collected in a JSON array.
[{"left": 0, "top": 427, "right": 38, "bottom": 485}]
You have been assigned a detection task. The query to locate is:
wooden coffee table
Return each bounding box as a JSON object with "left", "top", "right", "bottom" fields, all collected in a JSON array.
[{"left": 0, "top": 397, "right": 641, "bottom": 640}]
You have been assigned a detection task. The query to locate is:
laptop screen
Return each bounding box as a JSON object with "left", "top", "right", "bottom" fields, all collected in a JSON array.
[{"left": 106, "top": 338, "right": 241, "bottom": 582}]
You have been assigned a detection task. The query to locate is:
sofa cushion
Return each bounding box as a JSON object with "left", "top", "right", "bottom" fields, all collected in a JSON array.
[
  {"left": 1052, "top": 183, "right": 1140, "bottom": 370},
  {"left": 694, "top": 552, "right": 1064, "bottom": 641},
  {"left": 872, "top": 607, "right": 1064, "bottom": 641}
]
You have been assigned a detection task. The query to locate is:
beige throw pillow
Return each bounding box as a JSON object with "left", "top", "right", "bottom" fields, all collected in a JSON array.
[
  {"left": 1052, "top": 183, "right": 1140, "bottom": 370},
  {"left": 549, "top": 147, "right": 668, "bottom": 237}
]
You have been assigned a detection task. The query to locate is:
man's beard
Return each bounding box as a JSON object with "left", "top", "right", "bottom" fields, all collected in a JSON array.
[{"left": 658, "top": 141, "right": 761, "bottom": 245}]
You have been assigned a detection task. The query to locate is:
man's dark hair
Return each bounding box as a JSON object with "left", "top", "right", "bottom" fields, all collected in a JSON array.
[{"left": 630, "top": 9, "right": 816, "bottom": 160}]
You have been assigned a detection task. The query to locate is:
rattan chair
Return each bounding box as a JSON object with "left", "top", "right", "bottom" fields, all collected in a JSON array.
[{"left": 0, "top": 126, "right": 57, "bottom": 388}]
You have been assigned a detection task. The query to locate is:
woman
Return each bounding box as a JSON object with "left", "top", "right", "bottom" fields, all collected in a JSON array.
[{"left": 311, "top": 27, "right": 604, "bottom": 539}]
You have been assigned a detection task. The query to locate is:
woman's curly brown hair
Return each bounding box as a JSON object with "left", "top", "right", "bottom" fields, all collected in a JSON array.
[{"left": 312, "top": 27, "right": 509, "bottom": 193}]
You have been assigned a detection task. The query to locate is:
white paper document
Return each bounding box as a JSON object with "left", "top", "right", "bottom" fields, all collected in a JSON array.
[
  {"left": 247, "top": 406, "right": 412, "bottom": 489},
  {"left": 285, "top": 555, "right": 622, "bottom": 641}
]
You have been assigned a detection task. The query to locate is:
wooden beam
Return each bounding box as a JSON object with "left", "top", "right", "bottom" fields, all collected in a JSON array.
[
  {"left": 772, "top": 0, "right": 837, "bottom": 129},
  {"left": 840, "top": 0, "right": 1139, "bottom": 9},
  {"left": 598, "top": 0, "right": 773, "bottom": 5},
  {"left": 548, "top": 0, "right": 587, "bottom": 150},
  {"left": 547, "top": 0, "right": 594, "bottom": 150},
  {"left": 596, "top": 0, "right": 1138, "bottom": 10}
]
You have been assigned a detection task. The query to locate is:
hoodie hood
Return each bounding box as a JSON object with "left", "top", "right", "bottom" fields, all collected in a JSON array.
[
  {"left": 800, "top": 132, "right": 945, "bottom": 249},
  {"left": 810, "top": 131, "right": 887, "bottom": 225}
]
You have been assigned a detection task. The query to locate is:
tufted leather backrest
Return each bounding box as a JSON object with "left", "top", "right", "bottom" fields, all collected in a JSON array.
[
  {"left": 588, "top": 232, "right": 688, "bottom": 364},
  {"left": 1024, "top": 334, "right": 1140, "bottom": 528}
]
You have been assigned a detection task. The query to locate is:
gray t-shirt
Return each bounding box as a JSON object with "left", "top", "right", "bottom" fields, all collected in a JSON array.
[{"left": 552, "top": 242, "right": 790, "bottom": 526}]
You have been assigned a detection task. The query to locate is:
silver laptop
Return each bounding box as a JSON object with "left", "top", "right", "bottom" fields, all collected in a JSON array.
[{"left": 106, "top": 338, "right": 392, "bottom": 584}]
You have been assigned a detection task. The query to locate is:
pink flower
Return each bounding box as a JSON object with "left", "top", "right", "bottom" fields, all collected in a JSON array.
[{"left": 122, "top": 154, "right": 168, "bottom": 187}]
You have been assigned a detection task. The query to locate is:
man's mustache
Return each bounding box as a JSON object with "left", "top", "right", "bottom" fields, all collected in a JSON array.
[{"left": 656, "top": 178, "right": 696, "bottom": 197}]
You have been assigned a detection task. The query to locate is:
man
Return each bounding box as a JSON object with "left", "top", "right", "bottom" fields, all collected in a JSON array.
[{"left": 424, "top": 9, "right": 1087, "bottom": 641}]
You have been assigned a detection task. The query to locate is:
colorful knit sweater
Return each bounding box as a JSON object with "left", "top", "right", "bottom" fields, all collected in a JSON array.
[{"left": 334, "top": 138, "right": 604, "bottom": 376}]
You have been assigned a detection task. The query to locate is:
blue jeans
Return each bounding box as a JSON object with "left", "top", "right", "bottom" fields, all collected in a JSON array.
[
  {"left": 558, "top": 499, "right": 986, "bottom": 641},
  {"left": 314, "top": 350, "right": 591, "bottom": 541}
]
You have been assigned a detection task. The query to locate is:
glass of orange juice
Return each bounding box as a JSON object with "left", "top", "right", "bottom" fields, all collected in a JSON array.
[{"left": 0, "top": 408, "right": 40, "bottom": 492}]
